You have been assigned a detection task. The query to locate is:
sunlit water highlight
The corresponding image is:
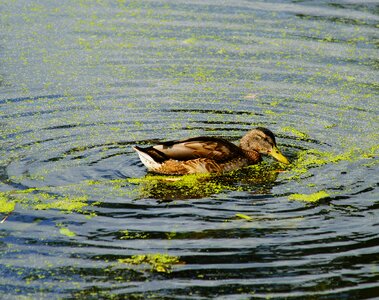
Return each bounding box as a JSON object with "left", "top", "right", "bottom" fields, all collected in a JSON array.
[{"left": 0, "top": 1, "right": 378, "bottom": 299}]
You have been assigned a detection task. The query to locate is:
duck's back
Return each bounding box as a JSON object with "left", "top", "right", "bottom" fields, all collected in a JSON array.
[{"left": 151, "top": 137, "right": 244, "bottom": 162}]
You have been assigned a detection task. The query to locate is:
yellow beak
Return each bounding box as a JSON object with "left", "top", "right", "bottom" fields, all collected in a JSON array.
[{"left": 269, "top": 146, "right": 289, "bottom": 164}]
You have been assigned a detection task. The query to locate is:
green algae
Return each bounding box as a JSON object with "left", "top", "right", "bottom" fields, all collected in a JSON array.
[
  {"left": 59, "top": 227, "right": 76, "bottom": 238},
  {"left": 0, "top": 195, "right": 16, "bottom": 214},
  {"left": 128, "top": 173, "right": 223, "bottom": 200},
  {"left": 0, "top": 189, "right": 90, "bottom": 216},
  {"left": 288, "top": 191, "right": 330, "bottom": 203},
  {"left": 281, "top": 126, "right": 309, "bottom": 139},
  {"left": 118, "top": 253, "right": 182, "bottom": 273},
  {"left": 235, "top": 213, "right": 253, "bottom": 221},
  {"left": 279, "top": 144, "right": 377, "bottom": 203},
  {"left": 33, "top": 196, "right": 88, "bottom": 212},
  {"left": 119, "top": 230, "right": 149, "bottom": 240},
  {"left": 285, "top": 145, "right": 378, "bottom": 181},
  {"left": 127, "top": 162, "right": 282, "bottom": 200}
]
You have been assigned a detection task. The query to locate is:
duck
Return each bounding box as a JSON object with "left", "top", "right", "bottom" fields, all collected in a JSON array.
[{"left": 133, "top": 127, "right": 289, "bottom": 175}]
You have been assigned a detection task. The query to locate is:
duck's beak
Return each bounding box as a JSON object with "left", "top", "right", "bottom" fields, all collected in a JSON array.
[{"left": 269, "top": 146, "right": 289, "bottom": 164}]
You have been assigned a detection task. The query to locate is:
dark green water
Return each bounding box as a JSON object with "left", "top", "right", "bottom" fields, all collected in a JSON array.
[{"left": 0, "top": 1, "right": 378, "bottom": 299}]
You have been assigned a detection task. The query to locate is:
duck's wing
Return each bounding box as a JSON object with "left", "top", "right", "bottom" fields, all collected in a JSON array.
[{"left": 151, "top": 137, "right": 243, "bottom": 162}]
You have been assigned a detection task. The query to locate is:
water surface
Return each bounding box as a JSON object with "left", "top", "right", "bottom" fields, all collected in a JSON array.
[{"left": 1, "top": 0, "right": 378, "bottom": 299}]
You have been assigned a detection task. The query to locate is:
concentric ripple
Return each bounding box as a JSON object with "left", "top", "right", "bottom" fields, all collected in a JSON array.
[{"left": 0, "top": 0, "right": 378, "bottom": 299}]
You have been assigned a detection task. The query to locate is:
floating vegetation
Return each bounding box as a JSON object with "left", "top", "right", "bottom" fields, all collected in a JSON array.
[
  {"left": 127, "top": 162, "right": 283, "bottom": 200},
  {"left": 0, "top": 195, "right": 16, "bottom": 214},
  {"left": 128, "top": 173, "right": 222, "bottom": 200},
  {"left": 235, "top": 213, "right": 253, "bottom": 221},
  {"left": 119, "top": 230, "right": 149, "bottom": 240},
  {"left": 288, "top": 190, "right": 330, "bottom": 203},
  {"left": 0, "top": 189, "right": 92, "bottom": 215},
  {"left": 285, "top": 145, "right": 378, "bottom": 181},
  {"left": 118, "top": 253, "right": 182, "bottom": 273},
  {"left": 33, "top": 195, "right": 89, "bottom": 212},
  {"left": 281, "top": 126, "right": 310, "bottom": 139},
  {"left": 59, "top": 227, "right": 76, "bottom": 238}
]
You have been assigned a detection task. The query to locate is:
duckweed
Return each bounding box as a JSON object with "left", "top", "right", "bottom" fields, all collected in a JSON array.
[
  {"left": 128, "top": 173, "right": 225, "bottom": 199},
  {"left": 281, "top": 126, "right": 309, "bottom": 139},
  {"left": 127, "top": 163, "right": 282, "bottom": 200},
  {"left": 235, "top": 213, "right": 253, "bottom": 221},
  {"left": 118, "top": 253, "right": 181, "bottom": 273},
  {"left": 288, "top": 191, "right": 330, "bottom": 203},
  {"left": 59, "top": 227, "right": 76, "bottom": 238},
  {"left": 0, "top": 189, "right": 90, "bottom": 215},
  {"left": 119, "top": 230, "right": 149, "bottom": 240},
  {"left": 33, "top": 196, "right": 88, "bottom": 212},
  {"left": 286, "top": 146, "right": 377, "bottom": 181},
  {"left": 0, "top": 195, "right": 16, "bottom": 214}
]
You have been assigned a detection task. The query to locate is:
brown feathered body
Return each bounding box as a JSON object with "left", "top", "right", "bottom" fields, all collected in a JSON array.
[
  {"left": 134, "top": 137, "right": 260, "bottom": 174},
  {"left": 133, "top": 128, "right": 288, "bottom": 175}
]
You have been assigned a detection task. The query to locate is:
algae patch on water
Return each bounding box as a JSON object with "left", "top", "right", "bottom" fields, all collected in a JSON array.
[
  {"left": 0, "top": 195, "right": 16, "bottom": 214},
  {"left": 283, "top": 146, "right": 377, "bottom": 202},
  {"left": 119, "top": 229, "right": 149, "bottom": 240},
  {"left": 288, "top": 190, "right": 330, "bottom": 203},
  {"left": 128, "top": 173, "right": 223, "bottom": 200},
  {"left": 285, "top": 145, "right": 378, "bottom": 181},
  {"left": 281, "top": 126, "right": 310, "bottom": 139},
  {"left": 0, "top": 188, "right": 91, "bottom": 216},
  {"left": 127, "top": 162, "right": 282, "bottom": 200},
  {"left": 118, "top": 253, "right": 182, "bottom": 273},
  {"left": 235, "top": 213, "right": 254, "bottom": 221},
  {"left": 59, "top": 227, "right": 76, "bottom": 238}
]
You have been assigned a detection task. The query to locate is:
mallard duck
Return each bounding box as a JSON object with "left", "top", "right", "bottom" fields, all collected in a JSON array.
[{"left": 133, "top": 127, "right": 289, "bottom": 175}]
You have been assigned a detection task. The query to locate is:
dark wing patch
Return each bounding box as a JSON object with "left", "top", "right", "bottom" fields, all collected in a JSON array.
[
  {"left": 152, "top": 136, "right": 243, "bottom": 162},
  {"left": 133, "top": 146, "right": 168, "bottom": 163}
]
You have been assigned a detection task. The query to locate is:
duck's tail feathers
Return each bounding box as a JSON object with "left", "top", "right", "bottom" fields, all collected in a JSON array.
[{"left": 133, "top": 146, "right": 162, "bottom": 171}]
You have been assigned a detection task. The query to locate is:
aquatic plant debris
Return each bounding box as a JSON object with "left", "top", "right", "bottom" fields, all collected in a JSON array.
[
  {"left": 281, "top": 126, "right": 309, "bottom": 139},
  {"left": 285, "top": 146, "right": 378, "bottom": 181},
  {"left": 118, "top": 253, "right": 182, "bottom": 273},
  {"left": 0, "top": 195, "right": 16, "bottom": 214},
  {"left": 127, "top": 163, "right": 282, "bottom": 199},
  {"left": 59, "top": 227, "right": 76, "bottom": 237},
  {"left": 119, "top": 230, "right": 149, "bottom": 240},
  {"left": 235, "top": 213, "right": 253, "bottom": 221},
  {"left": 128, "top": 173, "right": 221, "bottom": 199},
  {"left": 0, "top": 189, "right": 92, "bottom": 214},
  {"left": 288, "top": 191, "right": 330, "bottom": 203}
]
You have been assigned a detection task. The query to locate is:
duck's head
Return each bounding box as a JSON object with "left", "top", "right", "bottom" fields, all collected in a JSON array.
[{"left": 240, "top": 127, "right": 289, "bottom": 164}]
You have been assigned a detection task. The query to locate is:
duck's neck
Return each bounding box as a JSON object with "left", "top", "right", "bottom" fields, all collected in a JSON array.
[{"left": 242, "top": 149, "right": 262, "bottom": 163}]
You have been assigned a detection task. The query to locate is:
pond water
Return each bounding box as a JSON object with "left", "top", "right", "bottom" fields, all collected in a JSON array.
[{"left": 1, "top": 0, "right": 378, "bottom": 299}]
